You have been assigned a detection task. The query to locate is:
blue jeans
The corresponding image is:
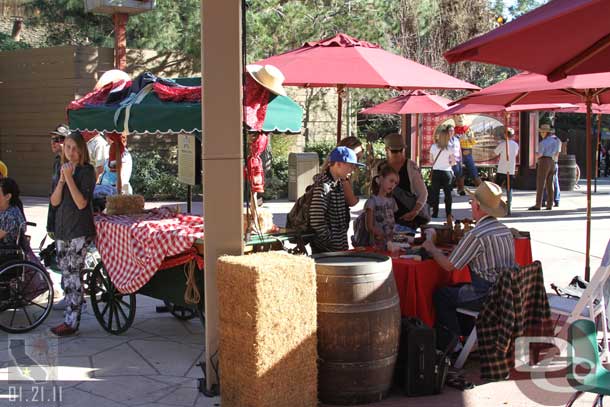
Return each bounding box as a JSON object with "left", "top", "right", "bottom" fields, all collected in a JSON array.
[
  {"left": 433, "top": 274, "right": 493, "bottom": 346},
  {"left": 461, "top": 151, "right": 479, "bottom": 179},
  {"left": 542, "top": 163, "right": 560, "bottom": 204},
  {"left": 452, "top": 163, "right": 462, "bottom": 178}
]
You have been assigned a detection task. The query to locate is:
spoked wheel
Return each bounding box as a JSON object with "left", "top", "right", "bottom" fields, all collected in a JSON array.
[
  {"left": 89, "top": 263, "right": 136, "bottom": 335},
  {"left": 0, "top": 261, "right": 54, "bottom": 333},
  {"left": 163, "top": 300, "right": 197, "bottom": 320}
]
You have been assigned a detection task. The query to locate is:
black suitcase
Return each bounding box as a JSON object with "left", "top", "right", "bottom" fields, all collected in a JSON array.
[{"left": 395, "top": 317, "right": 453, "bottom": 396}]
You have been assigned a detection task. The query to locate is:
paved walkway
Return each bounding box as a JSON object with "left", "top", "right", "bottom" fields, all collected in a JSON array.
[{"left": 1, "top": 180, "right": 608, "bottom": 406}]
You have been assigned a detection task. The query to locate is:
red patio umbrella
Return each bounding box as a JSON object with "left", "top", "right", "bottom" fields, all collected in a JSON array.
[
  {"left": 360, "top": 90, "right": 453, "bottom": 164},
  {"left": 444, "top": 0, "right": 610, "bottom": 81},
  {"left": 360, "top": 90, "right": 452, "bottom": 115},
  {"left": 452, "top": 71, "right": 610, "bottom": 279},
  {"left": 255, "top": 33, "right": 479, "bottom": 142}
]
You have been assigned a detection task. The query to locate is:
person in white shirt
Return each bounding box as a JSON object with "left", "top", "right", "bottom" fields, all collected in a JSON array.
[
  {"left": 493, "top": 127, "right": 519, "bottom": 210},
  {"left": 447, "top": 125, "right": 463, "bottom": 195},
  {"left": 86, "top": 132, "right": 108, "bottom": 182},
  {"left": 429, "top": 127, "right": 456, "bottom": 222}
]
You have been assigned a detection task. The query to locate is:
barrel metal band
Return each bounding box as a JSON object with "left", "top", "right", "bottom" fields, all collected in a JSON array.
[
  {"left": 320, "top": 354, "right": 397, "bottom": 369},
  {"left": 317, "top": 271, "right": 393, "bottom": 284},
  {"left": 317, "top": 296, "right": 400, "bottom": 314}
]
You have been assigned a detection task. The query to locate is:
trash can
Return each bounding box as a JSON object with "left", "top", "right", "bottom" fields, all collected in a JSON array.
[{"left": 288, "top": 152, "right": 320, "bottom": 201}]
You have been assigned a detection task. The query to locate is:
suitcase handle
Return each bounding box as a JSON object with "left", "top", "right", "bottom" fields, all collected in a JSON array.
[{"left": 418, "top": 345, "right": 425, "bottom": 379}]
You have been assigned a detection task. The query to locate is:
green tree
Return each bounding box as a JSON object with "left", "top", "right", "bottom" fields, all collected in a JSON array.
[
  {"left": 508, "top": 0, "right": 548, "bottom": 18},
  {"left": 27, "top": 0, "right": 201, "bottom": 61}
]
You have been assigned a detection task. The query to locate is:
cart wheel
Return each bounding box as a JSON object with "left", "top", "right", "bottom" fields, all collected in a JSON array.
[
  {"left": 0, "top": 261, "right": 54, "bottom": 333},
  {"left": 89, "top": 263, "right": 136, "bottom": 335},
  {"left": 163, "top": 300, "right": 197, "bottom": 320}
]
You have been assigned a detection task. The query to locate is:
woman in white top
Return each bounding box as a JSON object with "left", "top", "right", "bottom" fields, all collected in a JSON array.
[{"left": 429, "top": 127, "right": 456, "bottom": 220}]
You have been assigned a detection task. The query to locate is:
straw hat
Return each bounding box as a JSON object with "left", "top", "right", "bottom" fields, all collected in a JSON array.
[
  {"left": 0, "top": 160, "right": 7, "bottom": 178},
  {"left": 466, "top": 181, "right": 507, "bottom": 217},
  {"left": 246, "top": 64, "right": 287, "bottom": 96},
  {"left": 538, "top": 123, "right": 554, "bottom": 133}
]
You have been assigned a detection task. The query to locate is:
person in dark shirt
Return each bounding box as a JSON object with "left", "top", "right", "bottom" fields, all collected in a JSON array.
[
  {"left": 46, "top": 124, "right": 69, "bottom": 238},
  {"left": 49, "top": 131, "right": 96, "bottom": 336}
]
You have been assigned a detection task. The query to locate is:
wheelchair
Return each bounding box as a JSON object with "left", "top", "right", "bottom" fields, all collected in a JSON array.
[{"left": 0, "top": 222, "right": 54, "bottom": 333}]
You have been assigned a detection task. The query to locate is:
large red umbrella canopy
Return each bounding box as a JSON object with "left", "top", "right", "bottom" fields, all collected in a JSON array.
[
  {"left": 360, "top": 90, "right": 452, "bottom": 115},
  {"left": 453, "top": 71, "right": 610, "bottom": 279},
  {"left": 443, "top": 103, "right": 578, "bottom": 115},
  {"left": 444, "top": 0, "right": 610, "bottom": 81},
  {"left": 258, "top": 34, "right": 479, "bottom": 89},
  {"left": 451, "top": 71, "right": 610, "bottom": 107},
  {"left": 255, "top": 33, "right": 478, "bottom": 141}
]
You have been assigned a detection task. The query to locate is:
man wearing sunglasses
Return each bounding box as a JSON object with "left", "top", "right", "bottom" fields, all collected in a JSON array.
[{"left": 46, "top": 124, "right": 70, "bottom": 238}]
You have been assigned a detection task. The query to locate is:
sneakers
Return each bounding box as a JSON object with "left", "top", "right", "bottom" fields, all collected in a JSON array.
[
  {"left": 53, "top": 298, "right": 87, "bottom": 313},
  {"left": 50, "top": 323, "right": 78, "bottom": 337},
  {"left": 554, "top": 201, "right": 559, "bottom": 207}
]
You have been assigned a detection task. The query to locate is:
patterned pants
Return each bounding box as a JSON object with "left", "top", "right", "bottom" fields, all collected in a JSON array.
[{"left": 56, "top": 237, "right": 90, "bottom": 329}]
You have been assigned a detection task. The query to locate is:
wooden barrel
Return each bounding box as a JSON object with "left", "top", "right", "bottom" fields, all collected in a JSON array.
[
  {"left": 313, "top": 252, "right": 401, "bottom": 405},
  {"left": 558, "top": 154, "right": 578, "bottom": 191}
]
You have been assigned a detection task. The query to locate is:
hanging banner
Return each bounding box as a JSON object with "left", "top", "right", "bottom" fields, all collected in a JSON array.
[{"left": 418, "top": 112, "right": 521, "bottom": 167}]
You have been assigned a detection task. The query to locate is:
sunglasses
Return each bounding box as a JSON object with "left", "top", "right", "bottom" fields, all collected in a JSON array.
[
  {"left": 389, "top": 149, "right": 404, "bottom": 154},
  {"left": 51, "top": 137, "right": 65, "bottom": 143}
]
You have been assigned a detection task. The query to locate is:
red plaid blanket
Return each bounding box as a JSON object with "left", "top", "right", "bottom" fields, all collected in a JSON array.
[{"left": 95, "top": 208, "right": 204, "bottom": 294}]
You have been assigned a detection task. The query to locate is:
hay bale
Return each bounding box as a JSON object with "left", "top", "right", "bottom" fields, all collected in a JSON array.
[
  {"left": 105, "top": 194, "right": 145, "bottom": 215},
  {"left": 218, "top": 252, "right": 317, "bottom": 407}
]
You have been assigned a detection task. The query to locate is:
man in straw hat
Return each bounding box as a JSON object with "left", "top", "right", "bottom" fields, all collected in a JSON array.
[
  {"left": 422, "top": 181, "right": 516, "bottom": 350},
  {"left": 528, "top": 123, "right": 561, "bottom": 211}
]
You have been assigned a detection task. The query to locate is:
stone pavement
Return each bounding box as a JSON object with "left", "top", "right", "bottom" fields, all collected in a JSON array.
[{"left": 1, "top": 179, "right": 608, "bottom": 406}]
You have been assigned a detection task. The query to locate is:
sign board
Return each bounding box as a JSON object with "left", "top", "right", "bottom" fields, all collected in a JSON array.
[
  {"left": 178, "top": 133, "right": 201, "bottom": 185},
  {"left": 415, "top": 112, "right": 521, "bottom": 167}
]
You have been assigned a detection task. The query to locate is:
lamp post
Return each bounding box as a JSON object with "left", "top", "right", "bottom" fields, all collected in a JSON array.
[{"left": 84, "top": 0, "right": 156, "bottom": 192}]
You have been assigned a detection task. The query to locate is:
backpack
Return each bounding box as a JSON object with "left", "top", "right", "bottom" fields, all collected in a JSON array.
[{"left": 286, "top": 183, "right": 317, "bottom": 234}]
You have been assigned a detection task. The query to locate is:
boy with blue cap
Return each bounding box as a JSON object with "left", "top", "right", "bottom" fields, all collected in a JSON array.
[{"left": 309, "top": 146, "right": 364, "bottom": 253}]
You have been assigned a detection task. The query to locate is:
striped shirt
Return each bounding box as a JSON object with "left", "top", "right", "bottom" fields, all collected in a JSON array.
[
  {"left": 309, "top": 170, "right": 350, "bottom": 253},
  {"left": 449, "top": 216, "right": 516, "bottom": 283}
]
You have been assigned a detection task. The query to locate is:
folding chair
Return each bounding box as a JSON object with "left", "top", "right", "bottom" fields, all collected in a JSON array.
[
  {"left": 454, "top": 261, "right": 550, "bottom": 371},
  {"left": 549, "top": 262, "right": 610, "bottom": 362}
]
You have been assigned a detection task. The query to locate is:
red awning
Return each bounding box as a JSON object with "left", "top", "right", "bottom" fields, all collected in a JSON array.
[{"left": 444, "top": 0, "right": 610, "bottom": 81}]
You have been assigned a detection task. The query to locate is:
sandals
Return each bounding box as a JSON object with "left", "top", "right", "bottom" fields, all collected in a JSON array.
[{"left": 445, "top": 371, "right": 475, "bottom": 391}]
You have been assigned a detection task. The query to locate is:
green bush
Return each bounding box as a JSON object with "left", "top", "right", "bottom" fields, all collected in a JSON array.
[
  {"left": 0, "top": 33, "right": 30, "bottom": 51},
  {"left": 130, "top": 150, "right": 191, "bottom": 200},
  {"left": 304, "top": 140, "right": 335, "bottom": 165}
]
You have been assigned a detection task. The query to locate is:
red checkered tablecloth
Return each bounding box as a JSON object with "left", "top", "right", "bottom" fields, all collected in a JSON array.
[{"left": 95, "top": 208, "right": 204, "bottom": 294}]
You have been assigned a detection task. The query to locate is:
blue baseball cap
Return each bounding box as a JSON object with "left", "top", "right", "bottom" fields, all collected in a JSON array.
[{"left": 329, "top": 146, "right": 365, "bottom": 167}]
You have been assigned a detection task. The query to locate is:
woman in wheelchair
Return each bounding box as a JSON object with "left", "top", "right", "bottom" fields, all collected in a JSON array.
[
  {"left": 0, "top": 178, "right": 26, "bottom": 307},
  {"left": 0, "top": 177, "right": 25, "bottom": 264}
]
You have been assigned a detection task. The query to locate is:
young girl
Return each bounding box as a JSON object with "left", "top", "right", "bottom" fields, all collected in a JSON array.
[
  {"left": 50, "top": 131, "right": 96, "bottom": 336},
  {"left": 352, "top": 165, "right": 399, "bottom": 249}
]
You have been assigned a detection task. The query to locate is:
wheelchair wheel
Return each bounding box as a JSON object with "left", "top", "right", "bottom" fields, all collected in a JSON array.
[
  {"left": 89, "top": 263, "right": 136, "bottom": 335},
  {"left": 0, "top": 261, "right": 54, "bottom": 333}
]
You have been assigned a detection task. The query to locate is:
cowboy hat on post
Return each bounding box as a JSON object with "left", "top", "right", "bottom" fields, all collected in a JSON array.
[{"left": 246, "top": 64, "right": 287, "bottom": 96}]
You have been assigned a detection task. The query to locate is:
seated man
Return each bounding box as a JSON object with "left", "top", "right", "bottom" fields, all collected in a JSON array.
[{"left": 422, "top": 181, "right": 516, "bottom": 350}]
